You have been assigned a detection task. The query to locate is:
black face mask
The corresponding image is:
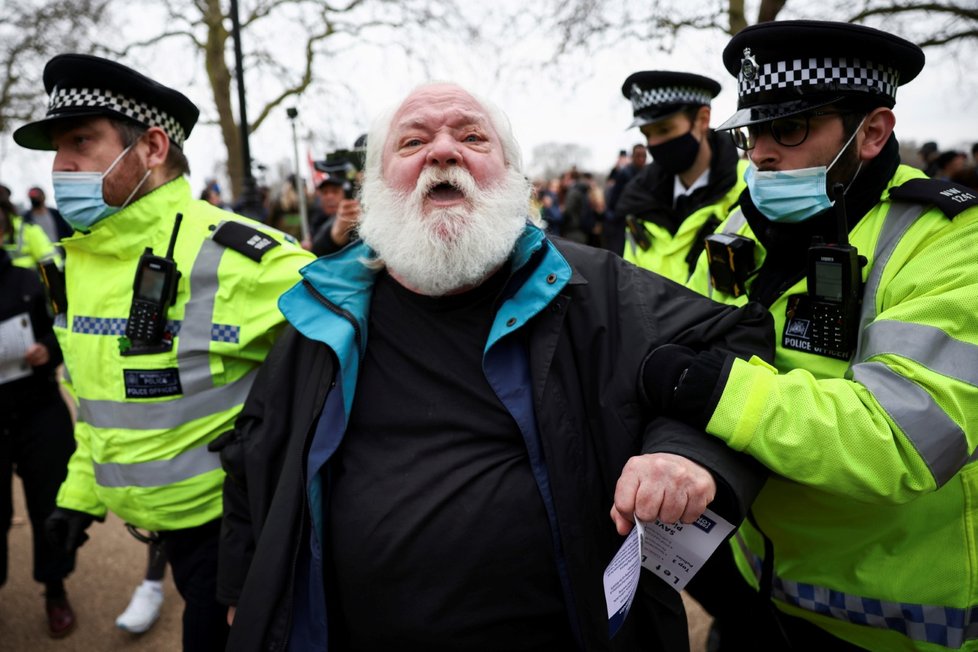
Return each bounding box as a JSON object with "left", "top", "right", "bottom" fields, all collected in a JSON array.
[
  {"left": 30, "top": 197, "right": 44, "bottom": 208},
  {"left": 647, "top": 130, "right": 701, "bottom": 175}
]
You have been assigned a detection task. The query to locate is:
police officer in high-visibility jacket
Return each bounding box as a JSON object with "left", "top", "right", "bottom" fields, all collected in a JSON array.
[
  {"left": 13, "top": 54, "right": 314, "bottom": 650},
  {"left": 639, "top": 21, "right": 978, "bottom": 652},
  {"left": 616, "top": 71, "right": 747, "bottom": 283},
  {"left": 1, "top": 212, "right": 60, "bottom": 270}
]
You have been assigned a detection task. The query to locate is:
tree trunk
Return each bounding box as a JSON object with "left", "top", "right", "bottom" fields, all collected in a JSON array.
[
  {"left": 202, "top": 0, "right": 243, "bottom": 200},
  {"left": 728, "top": 0, "right": 747, "bottom": 35},
  {"left": 757, "top": 0, "right": 787, "bottom": 24}
]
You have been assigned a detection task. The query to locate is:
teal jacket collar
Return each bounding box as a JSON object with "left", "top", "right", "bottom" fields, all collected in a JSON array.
[
  {"left": 279, "top": 223, "right": 572, "bottom": 347},
  {"left": 278, "top": 223, "right": 573, "bottom": 416}
]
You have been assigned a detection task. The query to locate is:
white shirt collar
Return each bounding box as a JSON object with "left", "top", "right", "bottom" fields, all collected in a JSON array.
[{"left": 673, "top": 169, "right": 710, "bottom": 206}]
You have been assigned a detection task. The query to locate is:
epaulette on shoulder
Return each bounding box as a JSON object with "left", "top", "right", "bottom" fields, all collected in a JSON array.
[
  {"left": 888, "top": 178, "right": 978, "bottom": 219},
  {"left": 211, "top": 221, "right": 281, "bottom": 262}
]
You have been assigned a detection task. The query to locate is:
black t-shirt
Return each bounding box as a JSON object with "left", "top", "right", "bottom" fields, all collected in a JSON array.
[{"left": 326, "top": 270, "right": 574, "bottom": 651}]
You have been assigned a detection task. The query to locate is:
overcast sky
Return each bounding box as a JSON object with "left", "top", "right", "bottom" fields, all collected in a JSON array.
[{"left": 1, "top": 6, "right": 974, "bottom": 204}]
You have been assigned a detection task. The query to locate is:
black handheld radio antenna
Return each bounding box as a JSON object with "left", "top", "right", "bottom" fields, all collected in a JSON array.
[
  {"left": 832, "top": 183, "right": 848, "bottom": 246},
  {"left": 166, "top": 213, "right": 184, "bottom": 259}
]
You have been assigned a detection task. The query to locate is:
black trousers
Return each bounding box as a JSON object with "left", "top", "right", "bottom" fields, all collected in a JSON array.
[
  {"left": 686, "top": 541, "right": 867, "bottom": 651},
  {"left": 161, "top": 518, "right": 229, "bottom": 652},
  {"left": 0, "top": 390, "right": 75, "bottom": 587}
]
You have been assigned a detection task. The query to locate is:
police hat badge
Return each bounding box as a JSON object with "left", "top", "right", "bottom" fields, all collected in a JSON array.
[{"left": 740, "top": 48, "right": 758, "bottom": 81}]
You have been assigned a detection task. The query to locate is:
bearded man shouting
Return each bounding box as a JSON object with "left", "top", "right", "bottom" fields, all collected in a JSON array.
[{"left": 214, "top": 83, "right": 774, "bottom": 652}]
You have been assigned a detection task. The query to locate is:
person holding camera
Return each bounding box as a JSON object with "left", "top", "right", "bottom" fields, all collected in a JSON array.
[{"left": 308, "top": 172, "right": 360, "bottom": 256}]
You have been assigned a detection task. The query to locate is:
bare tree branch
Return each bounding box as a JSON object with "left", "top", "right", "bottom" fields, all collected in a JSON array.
[{"left": 848, "top": 2, "right": 977, "bottom": 22}]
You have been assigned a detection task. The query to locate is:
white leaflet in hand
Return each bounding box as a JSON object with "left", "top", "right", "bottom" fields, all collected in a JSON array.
[
  {"left": 640, "top": 508, "right": 735, "bottom": 592},
  {"left": 0, "top": 312, "right": 34, "bottom": 384},
  {"left": 603, "top": 516, "right": 644, "bottom": 638}
]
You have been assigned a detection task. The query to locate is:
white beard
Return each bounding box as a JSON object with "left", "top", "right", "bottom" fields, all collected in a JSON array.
[{"left": 358, "top": 165, "right": 530, "bottom": 296}]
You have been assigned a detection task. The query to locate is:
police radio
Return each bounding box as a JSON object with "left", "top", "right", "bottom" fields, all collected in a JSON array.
[
  {"left": 124, "top": 213, "right": 182, "bottom": 353},
  {"left": 802, "top": 184, "right": 863, "bottom": 358}
]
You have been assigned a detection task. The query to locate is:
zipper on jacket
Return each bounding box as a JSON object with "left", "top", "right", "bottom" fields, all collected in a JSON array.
[{"left": 301, "top": 279, "right": 363, "bottom": 352}]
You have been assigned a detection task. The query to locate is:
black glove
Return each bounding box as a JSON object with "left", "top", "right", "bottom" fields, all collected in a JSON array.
[
  {"left": 45, "top": 508, "right": 94, "bottom": 554},
  {"left": 641, "top": 345, "right": 730, "bottom": 428},
  {"left": 639, "top": 344, "right": 697, "bottom": 412}
]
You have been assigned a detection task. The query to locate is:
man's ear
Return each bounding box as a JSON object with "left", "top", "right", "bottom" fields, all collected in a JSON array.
[
  {"left": 857, "top": 108, "right": 895, "bottom": 161},
  {"left": 142, "top": 126, "right": 170, "bottom": 169},
  {"left": 696, "top": 105, "right": 712, "bottom": 133}
]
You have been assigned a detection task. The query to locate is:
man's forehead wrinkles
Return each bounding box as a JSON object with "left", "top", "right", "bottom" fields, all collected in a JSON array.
[{"left": 393, "top": 109, "right": 488, "bottom": 133}]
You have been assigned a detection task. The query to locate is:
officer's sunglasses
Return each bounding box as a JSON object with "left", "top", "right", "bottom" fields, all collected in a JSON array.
[{"left": 732, "top": 110, "right": 852, "bottom": 151}]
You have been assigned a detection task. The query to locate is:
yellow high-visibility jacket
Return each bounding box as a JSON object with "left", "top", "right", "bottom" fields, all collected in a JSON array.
[
  {"left": 2, "top": 214, "right": 60, "bottom": 269},
  {"left": 55, "top": 176, "right": 314, "bottom": 531},
  {"left": 625, "top": 160, "right": 747, "bottom": 284},
  {"left": 686, "top": 164, "right": 978, "bottom": 651}
]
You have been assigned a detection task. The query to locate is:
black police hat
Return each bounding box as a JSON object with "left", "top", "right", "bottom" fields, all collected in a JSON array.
[
  {"left": 716, "top": 20, "right": 924, "bottom": 131},
  {"left": 621, "top": 71, "right": 721, "bottom": 129},
  {"left": 14, "top": 53, "right": 200, "bottom": 151}
]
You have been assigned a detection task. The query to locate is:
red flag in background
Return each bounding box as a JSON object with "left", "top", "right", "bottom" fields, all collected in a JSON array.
[{"left": 309, "top": 150, "right": 325, "bottom": 188}]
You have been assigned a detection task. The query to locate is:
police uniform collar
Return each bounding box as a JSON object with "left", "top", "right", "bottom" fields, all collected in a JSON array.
[
  {"left": 62, "top": 176, "right": 190, "bottom": 260},
  {"left": 14, "top": 53, "right": 199, "bottom": 151},
  {"left": 716, "top": 20, "right": 924, "bottom": 131},
  {"left": 621, "top": 71, "right": 721, "bottom": 129}
]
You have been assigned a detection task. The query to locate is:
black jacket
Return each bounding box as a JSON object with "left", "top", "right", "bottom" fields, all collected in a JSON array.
[
  {"left": 0, "top": 250, "right": 63, "bottom": 408},
  {"left": 215, "top": 235, "right": 774, "bottom": 651}
]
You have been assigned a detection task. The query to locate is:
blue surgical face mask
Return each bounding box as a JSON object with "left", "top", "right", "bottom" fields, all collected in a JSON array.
[
  {"left": 52, "top": 144, "right": 151, "bottom": 231},
  {"left": 745, "top": 117, "right": 865, "bottom": 223}
]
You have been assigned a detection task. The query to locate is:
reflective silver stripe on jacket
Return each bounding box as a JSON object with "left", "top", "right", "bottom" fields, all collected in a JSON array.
[
  {"left": 177, "top": 236, "right": 227, "bottom": 395},
  {"left": 851, "top": 201, "right": 928, "bottom": 363},
  {"left": 846, "top": 201, "right": 972, "bottom": 486},
  {"left": 706, "top": 209, "right": 749, "bottom": 300},
  {"left": 77, "top": 368, "right": 257, "bottom": 430},
  {"left": 850, "top": 362, "right": 968, "bottom": 485},
  {"left": 860, "top": 320, "right": 978, "bottom": 388},
  {"left": 734, "top": 534, "right": 978, "bottom": 648},
  {"left": 721, "top": 209, "right": 748, "bottom": 235},
  {"left": 93, "top": 442, "right": 221, "bottom": 488}
]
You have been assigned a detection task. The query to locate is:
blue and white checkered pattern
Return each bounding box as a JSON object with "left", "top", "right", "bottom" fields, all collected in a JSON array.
[
  {"left": 72, "top": 316, "right": 238, "bottom": 344},
  {"left": 49, "top": 86, "right": 187, "bottom": 147},
  {"left": 629, "top": 84, "right": 714, "bottom": 113},
  {"left": 210, "top": 323, "right": 240, "bottom": 344},
  {"left": 739, "top": 57, "right": 899, "bottom": 101},
  {"left": 72, "top": 316, "right": 128, "bottom": 336},
  {"left": 734, "top": 534, "right": 978, "bottom": 647}
]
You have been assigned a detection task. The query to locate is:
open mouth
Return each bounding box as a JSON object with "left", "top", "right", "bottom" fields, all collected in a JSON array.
[{"left": 427, "top": 182, "right": 465, "bottom": 203}]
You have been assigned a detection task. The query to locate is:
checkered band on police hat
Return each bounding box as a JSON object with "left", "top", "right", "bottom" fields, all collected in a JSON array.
[
  {"left": 630, "top": 84, "right": 714, "bottom": 113},
  {"left": 738, "top": 57, "right": 899, "bottom": 101},
  {"left": 48, "top": 86, "right": 187, "bottom": 147}
]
